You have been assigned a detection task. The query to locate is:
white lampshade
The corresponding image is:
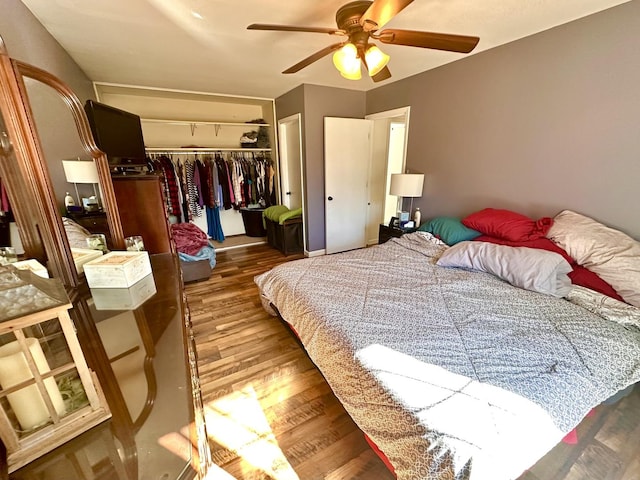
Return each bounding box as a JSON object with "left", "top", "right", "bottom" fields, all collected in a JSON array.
[
  {"left": 389, "top": 173, "right": 424, "bottom": 197},
  {"left": 62, "top": 160, "right": 99, "bottom": 184}
]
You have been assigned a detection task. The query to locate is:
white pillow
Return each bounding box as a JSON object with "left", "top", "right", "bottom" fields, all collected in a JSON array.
[
  {"left": 547, "top": 210, "right": 640, "bottom": 308},
  {"left": 437, "top": 241, "right": 573, "bottom": 298}
]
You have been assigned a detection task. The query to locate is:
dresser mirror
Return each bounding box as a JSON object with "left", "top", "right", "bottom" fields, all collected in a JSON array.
[
  {"left": 0, "top": 35, "right": 124, "bottom": 287},
  {"left": 0, "top": 36, "right": 207, "bottom": 478}
]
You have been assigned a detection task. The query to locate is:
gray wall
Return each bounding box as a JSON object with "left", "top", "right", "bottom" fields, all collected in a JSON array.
[
  {"left": 367, "top": 1, "right": 640, "bottom": 239},
  {"left": 276, "top": 84, "right": 366, "bottom": 251},
  {"left": 0, "top": 0, "right": 97, "bottom": 212}
]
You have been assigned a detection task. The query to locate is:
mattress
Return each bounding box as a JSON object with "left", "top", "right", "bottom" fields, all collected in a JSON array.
[{"left": 254, "top": 232, "right": 640, "bottom": 480}]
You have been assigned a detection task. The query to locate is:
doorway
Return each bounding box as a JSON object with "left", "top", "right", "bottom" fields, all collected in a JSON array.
[
  {"left": 278, "top": 114, "right": 303, "bottom": 210},
  {"left": 277, "top": 113, "right": 306, "bottom": 250},
  {"left": 365, "top": 107, "right": 410, "bottom": 244}
]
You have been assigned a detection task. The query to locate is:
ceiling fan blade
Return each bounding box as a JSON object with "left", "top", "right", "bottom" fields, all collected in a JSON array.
[
  {"left": 360, "top": 0, "right": 415, "bottom": 32},
  {"left": 283, "top": 43, "right": 345, "bottom": 74},
  {"left": 377, "top": 29, "right": 479, "bottom": 53},
  {"left": 371, "top": 66, "right": 392, "bottom": 82},
  {"left": 247, "top": 23, "right": 345, "bottom": 35}
]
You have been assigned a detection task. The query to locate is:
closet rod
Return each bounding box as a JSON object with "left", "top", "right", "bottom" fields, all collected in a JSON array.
[{"left": 146, "top": 147, "right": 271, "bottom": 153}]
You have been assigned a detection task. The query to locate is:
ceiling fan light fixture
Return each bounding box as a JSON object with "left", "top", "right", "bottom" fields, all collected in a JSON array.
[
  {"left": 340, "top": 68, "right": 362, "bottom": 80},
  {"left": 365, "top": 44, "right": 390, "bottom": 76},
  {"left": 333, "top": 43, "right": 361, "bottom": 79}
]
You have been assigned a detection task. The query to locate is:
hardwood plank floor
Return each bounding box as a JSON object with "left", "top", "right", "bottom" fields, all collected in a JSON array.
[{"left": 185, "top": 244, "right": 640, "bottom": 480}]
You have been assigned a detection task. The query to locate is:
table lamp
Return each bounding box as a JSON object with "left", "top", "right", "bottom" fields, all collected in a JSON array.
[
  {"left": 389, "top": 173, "right": 424, "bottom": 224},
  {"left": 62, "top": 159, "right": 100, "bottom": 211}
]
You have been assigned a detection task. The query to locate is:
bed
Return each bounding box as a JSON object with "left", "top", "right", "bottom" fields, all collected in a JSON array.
[{"left": 254, "top": 210, "right": 640, "bottom": 480}]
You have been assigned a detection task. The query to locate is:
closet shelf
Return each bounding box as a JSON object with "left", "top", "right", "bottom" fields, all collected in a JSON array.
[
  {"left": 141, "top": 118, "right": 270, "bottom": 127},
  {"left": 146, "top": 147, "right": 271, "bottom": 153}
]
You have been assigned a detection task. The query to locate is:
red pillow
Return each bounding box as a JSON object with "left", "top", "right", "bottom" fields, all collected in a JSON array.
[
  {"left": 473, "top": 235, "right": 576, "bottom": 265},
  {"left": 569, "top": 266, "right": 624, "bottom": 302},
  {"left": 462, "top": 208, "right": 553, "bottom": 242}
]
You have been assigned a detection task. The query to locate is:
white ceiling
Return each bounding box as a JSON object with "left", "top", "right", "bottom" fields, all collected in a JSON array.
[{"left": 20, "top": 0, "right": 630, "bottom": 99}]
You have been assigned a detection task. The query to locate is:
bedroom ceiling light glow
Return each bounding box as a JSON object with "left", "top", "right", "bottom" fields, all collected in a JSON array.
[
  {"left": 332, "top": 42, "right": 390, "bottom": 80},
  {"left": 364, "top": 45, "right": 390, "bottom": 76},
  {"left": 332, "top": 43, "right": 362, "bottom": 79}
]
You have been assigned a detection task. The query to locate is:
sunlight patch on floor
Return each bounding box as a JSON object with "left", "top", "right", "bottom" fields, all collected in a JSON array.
[{"left": 204, "top": 385, "right": 298, "bottom": 479}]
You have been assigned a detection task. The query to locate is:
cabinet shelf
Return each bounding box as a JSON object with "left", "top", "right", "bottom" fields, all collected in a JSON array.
[
  {"left": 141, "top": 118, "right": 269, "bottom": 127},
  {"left": 141, "top": 118, "right": 269, "bottom": 138}
]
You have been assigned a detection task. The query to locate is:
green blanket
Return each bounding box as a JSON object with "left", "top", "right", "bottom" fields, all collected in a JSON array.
[
  {"left": 262, "top": 205, "right": 303, "bottom": 227},
  {"left": 278, "top": 207, "right": 302, "bottom": 224},
  {"left": 263, "top": 205, "right": 289, "bottom": 223}
]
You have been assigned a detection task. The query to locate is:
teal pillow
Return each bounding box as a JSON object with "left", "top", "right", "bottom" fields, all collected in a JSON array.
[{"left": 418, "top": 217, "right": 481, "bottom": 245}]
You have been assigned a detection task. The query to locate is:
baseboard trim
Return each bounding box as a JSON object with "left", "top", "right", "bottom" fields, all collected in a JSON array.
[{"left": 305, "top": 249, "right": 326, "bottom": 257}]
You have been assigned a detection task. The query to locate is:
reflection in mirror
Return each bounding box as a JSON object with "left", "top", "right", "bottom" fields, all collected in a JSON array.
[
  {"left": 21, "top": 77, "right": 111, "bottom": 252},
  {"left": 89, "top": 301, "right": 157, "bottom": 429},
  {"left": 14, "top": 59, "right": 124, "bottom": 255},
  {"left": 0, "top": 109, "right": 44, "bottom": 264},
  {"left": 0, "top": 49, "right": 125, "bottom": 287},
  {"left": 22, "top": 78, "right": 91, "bottom": 226}
]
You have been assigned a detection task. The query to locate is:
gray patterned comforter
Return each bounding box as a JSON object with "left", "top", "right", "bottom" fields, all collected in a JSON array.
[{"left": 254, "top": 232, "right": 640, "bottom": 480}]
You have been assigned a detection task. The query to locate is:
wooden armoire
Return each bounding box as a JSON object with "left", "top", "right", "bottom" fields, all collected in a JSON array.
[{"left": 112, "top": 174, "right": 173, "bottom": 254}]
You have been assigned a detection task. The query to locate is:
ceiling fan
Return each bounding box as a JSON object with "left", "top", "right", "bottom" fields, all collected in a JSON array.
[{"left": 248, "top": 0, "right": 480, "bottom": 82}]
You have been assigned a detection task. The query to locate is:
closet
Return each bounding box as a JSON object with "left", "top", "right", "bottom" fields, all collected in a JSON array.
[{"left": 93, "top": 83, "right": 279, "bottom": 249}]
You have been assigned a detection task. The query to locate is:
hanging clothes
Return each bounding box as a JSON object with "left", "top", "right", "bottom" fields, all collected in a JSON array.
[
  {"left": 215, "top": 154, "right": 232, "bottom": 209},
  {"left": 175, "top": 159, "right": 190, "bottom": 222},
  {"left": 146, "top": 149, "right": 276, "bottom": 242},
  {"left": 206, "top": 206, "right": 225, "bottom": 242},
  {"left": 186, "top": 160, "right": 202, "bottom": 217},
  {"left": 157, "top": 155, "right": 182, "bottom": 223},
  {"left": 0, "top": 179, "right": 11, "bottom": 215},
  {"left": 224, "top": 160, "right": 235, "bottom": 207},
  {"left": 231, "top": 153, "right": 244, "bottom": 207}
]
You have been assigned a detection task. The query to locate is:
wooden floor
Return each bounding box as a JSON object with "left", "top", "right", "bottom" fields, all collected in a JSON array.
[
  {"left": 185, "top": 244, "right": 640, "bottom": 480},
  {"left": 210, "top": 234, "right": 267, "bottom": 252}
]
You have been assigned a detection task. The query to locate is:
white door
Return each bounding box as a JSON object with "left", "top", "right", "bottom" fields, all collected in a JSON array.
[
  {"left": 324, "top": 117, "right": 372, "bottom": 254},
  {"left": 278, "top": 114, "right": 303, "bottom": 210}
]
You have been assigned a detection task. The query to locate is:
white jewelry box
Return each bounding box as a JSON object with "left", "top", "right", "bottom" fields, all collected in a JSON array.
[
  {"left": 90, "top": 273, "right": 156, "bottom": 310},
  {"left": 83, "top": 251, "right": 152, "bottom": 288},
  {"left": 70, "top": 248, "right": 103, "bottom": 275}
]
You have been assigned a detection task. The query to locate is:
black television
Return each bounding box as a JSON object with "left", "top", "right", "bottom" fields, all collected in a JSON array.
[{"left": 84, "top": 100, "right": 147, "bottom": 169}]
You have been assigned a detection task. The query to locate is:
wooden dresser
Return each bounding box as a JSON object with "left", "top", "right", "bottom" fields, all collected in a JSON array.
[{"left": 111, "top": 174, "right": 174, "bottom": 255}]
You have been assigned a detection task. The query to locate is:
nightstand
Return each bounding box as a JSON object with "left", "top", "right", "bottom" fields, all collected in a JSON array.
[{"left": 378, "top": 224, "right": 417, "bottom": 244}]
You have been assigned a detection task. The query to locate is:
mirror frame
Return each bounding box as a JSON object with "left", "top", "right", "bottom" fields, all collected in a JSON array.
[{"left": 0, "top": 36, "right": 124, "bottom": 286}]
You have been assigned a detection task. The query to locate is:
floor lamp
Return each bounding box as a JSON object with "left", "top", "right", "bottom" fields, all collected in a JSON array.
[{"left": 389, "top": 173, "right": 424, "bottom": 223}]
